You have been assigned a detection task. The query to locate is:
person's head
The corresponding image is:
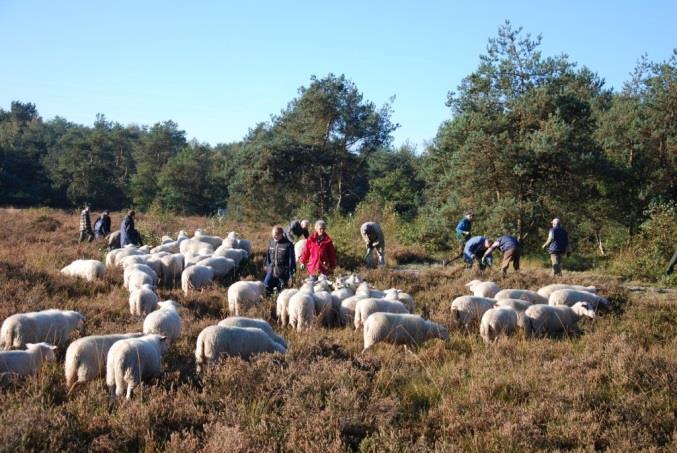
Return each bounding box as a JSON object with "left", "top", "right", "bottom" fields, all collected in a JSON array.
[
  {"left": 484, "top": 238, "right": 493, "bottom": 249},
  {"left": 465, "top": 211, "right": 474, "bottom": 221},
  {"left": 300, "top": 219, "right": 310, "bottom": 230},
  {"left": 128, "top": 209, "right": 135, "bottom": 218},
  {"left": 103, "top": 210, "right": 109, "bottom": 216},
  {"left": 83, "top": 204, "right": 90, "bottom": 212},
  {"left": 271, "top": 225, "right": 284, "bottom": 240},
  {"left": 552, "top": 218, "right": 561, "bottom": 227},
  {"left": 315, "top": 220, "right": 327, "bottom": 235}
]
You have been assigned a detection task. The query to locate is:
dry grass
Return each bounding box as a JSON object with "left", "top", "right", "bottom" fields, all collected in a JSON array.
[{"left": 0, "top": 208, "right": 675, "bottom": 452}]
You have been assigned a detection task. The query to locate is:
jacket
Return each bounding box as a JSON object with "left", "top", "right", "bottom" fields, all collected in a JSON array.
[
  {"left": 299, "top": 232, "right": 337, "bottom": 276},
  {"left": 265, "top": 236, "right": 296, "bottom": 278}
]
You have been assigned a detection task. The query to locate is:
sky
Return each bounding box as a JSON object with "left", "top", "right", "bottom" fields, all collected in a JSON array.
[{"left": 1, "top": 1, "right": 675, "bottom": 150}]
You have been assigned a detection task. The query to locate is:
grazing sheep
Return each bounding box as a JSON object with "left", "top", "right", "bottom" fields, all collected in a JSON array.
[
  {"left": 465, "top": 280, "right": 500, "bottom": 298},
  {"left": 450, "top": 296, "right": 495, "bottom": 328},
  {"left": 523, "top": 302, "right": 596, "bottom": 338},
  {"left": 106, "top": 334, "right": 169, "bottom": 399},
  {"left": 179, "top": 238, "right": 215, "bottom": 256},
  {"left": 276, "top": 289, "right": 299, "bottom": 326},
  {"left": 123, "top": 263, "right": 158, "bottom": 288},
  {"left": 548, "top": 289, "right": 609, "bottom": 310},
  {"left": 384, "top": 289, "right": 415, "bottom": 312},
  {"left": 196, "top": 256, "right": 235, "bottom": 278},
  {"left": 313, "top": 291, "right": 341, "bottom": 327},
  {"left": 0, "top": 343, "right": 57, "bottom": 384},
  {"left": 113, "top": 247, "right": 147, "bottom": 267},
  {"left": 227, "top": 281, "right": 266, "bottom": 316},
  {"left": 193, "top": 229, "right": 223, "bottom": 248},
  {"left": 105, "top": 248, "right": 123, "bottom": 268},
  {"left": 495, "top": 289, "right": 548, "bottom": 305},
  {"left": 64, "top": 333, "right": 142, "bottom": 392},
  {"left": 195, "top": 326, "right": 286, "bottom": 372},
  {"left": 126, "top": 269, "right": 156, "bottom": 293},
  {"left": 355, "top": 282, "right": 386, "bottom": 299},
  {"left": 494, "top": 298, "right": 532, "bottom": 312},
  {"left": 143, "top": 300, "right": 182, "bottom": 343},
  {"left": 183, "top": 253, "right": 213, "bottom": 268},
  {"left": 160, "top": 253, "right": 184, "bottom": 287},
  {"left": 217, "top": 317, "right": 287, "bottom": 348},
  {"left": 354, "top": 298, "right": 409, "bottom": 330},
  {"left": 340, "top": 294, "right": 369, "bottom": 327},
  {"left": 181, "top": 265, "right": 215, "bottom": 295},
  {"left": 128, "top": 284, "right": 159, "bottom": 316},
  {"left": 223, "top": 232, "right": 251, "bottom": 255},
  {"left": 294, "top": 239, "right": 307, "bottom": 263},
  {"left": 331, "top": 286, "right": 355, "bottom": 303},
  {"left": 1, "top": 309, "right": 85, "bottom": 350},
  {"left": 287, "top": 291, "right": 315, "bottom": 331},
  {"left": 60, "top": 259, "right": 105, "bottom": 282},
  {"left": 214, "top": 247, "right": 249, "bottom": 267},
  {"left": 537, "top": 284, "right": 597, "bottom": 299},
  {"left": 362, "top": 313, "right": 449, "bottom": 352},
  {"left": 479, "top": 307, "right": 518, "bottom": 343},
  {"left": 151, "top": 241, "right": 180, "bottom": 254}
]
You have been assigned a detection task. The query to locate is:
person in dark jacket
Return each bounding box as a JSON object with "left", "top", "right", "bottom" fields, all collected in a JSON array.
[
  {"left": 78, "top": 205, "right": 94, "bottom": 243},
  {"left": 94, "top": 210, "right": 111, "bottom": 239},
  {"left": 463, "top": 235, "right": 493, "bottom": 271},
  {"left": 360, "top": 222, "right": 385, "bottom": 268},
  {"left": 285, "top": 219, "right": 310, "bottom": 242},
  {"left": 299, "top": 220, "right": 337, "bottom": 277},
  {"left": 262, "top": 225, "right": 296, "bottom": 295},
  {"left": 120, "top": 210, "right": 142, "bottom": 247},
  {"left": 443, "top": 211, "right": 474, "bottom": 266},
  {"left": 483, "top": 235, "right": 521, "bottom": 277},
  {"left": 542, "top": 218, "right": 569, "bottom": 276}
]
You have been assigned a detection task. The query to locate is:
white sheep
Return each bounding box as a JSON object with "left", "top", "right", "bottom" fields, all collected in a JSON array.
[
  {"left": 495, "top": 289, "right": 548, "bottom": 305},
  {"left": 548, "top": 289, "right": 609, "bottom": 310},
  {"left": 523, "top": 302, "right": 596, "bottom": 338},
  {"left": 227, "top": 281, "right": 266, "bottom": 316},
  {"left": 60, "top": 259, "right": 104, "bottom": 282},
  {"left": 143, "top": 300, "right": 182, "bottom": 343},
  {"left": 537, "top": 284, "right": 597, "bottom": 299},
  {"left": 181, "top": 265, "right": 215, "bottom": 295},
  {"left": 123, "top": 263, "right": 158, "bottom": 288},
  {"left": 106, "top": 334, "right": 169, "bottom": 399},
  {"left": 494, "top": 298, "right": 532, "bottom": 312},
  {"left": 450, "top": 296, "right": 496, "bottom": 328},
  {"left": 213, "top": 247, "right": 248, "bottom": 267},
  {"left": 217, "top": 317, "right": 287, "bottom": 348},
  {"left": 331, "top": 286, "right": 355, "bottom": 303},
  {"left": 276, "top": 289, "right": 299, "bottom": 326},
  {"left": 64, "top": 332, "right": 142, "bottom": 392},
  {"left": 465, "top": 280, "right": 500, "bottom": 298},
  {"left": 195, "top": 326, "right": 287, "bottom": 372},
  {"left": 384, "top": 289, "right": 415, "bottom": 312},
  {"left": 196, "top": 256, "right": 235, "bottom": 278},
  {"left": 0, "top": 342, "right": 57, "bottom": 384},
  {"left": 183, "top": 253, "right": 213, "bottom": 268},
  {"left": 479, "top": 307, "right": 518, "bottom": 343},
  {"left": 223, "top": 231, "right": 251, "bottom": 254},
  {"left": 287, "top": 291, "right": 315, "bottom": 331},
  {"left": 160, "top": 253, "right": 184, "bottom": 287},
  {"left": 179, "top": 238, "right": 215, "bottom": 256},
  {"left": 126, "top": 269, "right": 156, "bottom": 293},
  {"left": 128, "top": 284, "right": 159, "bottom": 316},
  {"left": 313, "top": 275, "right": 332, "bottom": 293},
  {"left": 340, "top": 294, "right": 369, "bottom": 327},
  {"left": 313, "top": 291, "right": 341, "bottom": 327},
  {"left": 113, "top": 247, "right": 147, "bottom": 267},
  {"left": 362, "top": 313, "right": 449, "bottom": 352},
  {"left": 193, "top": 229, "right": 223, "bottom": 248},
  {"left": 1, "top": 309, "right": 85, "bottom": 350},
  {"left": 355, "top": 281, "right": 386, "bottom": 298},
  {"left": 354, "top": 298, "right": 409, "bottom": 330},
  {"left": 294, "top": 239, "right": 307, "bottom": 263}
]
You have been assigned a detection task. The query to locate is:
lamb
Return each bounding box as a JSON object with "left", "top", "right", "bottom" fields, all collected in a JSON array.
[
  {"left": 276, "top": 289, "right": 298, "bottom": 326},
  {"left": 479, "top": 307, "right": 518, "bottom": 343},
  {"left": 195, "top": 326, "right": 287, "bottom": 372},
  {"left": 64, "top": 332, "right": 142, "bottom": 392},
  {"left": 217, "top": 317, "right": 287, "bottom": 348},
  {"left": 354, "top": 298, "right": 409, "bottom": 330},
  {"left": 227, "top": 281, "right": 266, "bottom": 316},
  {"left": 384, "top": 289, "right": 415, "bottom": 312},
  {"left": 128, "top": 284, "right": 159, "bottom": 316},
  {"left": 196, "top": 256, "right": 235, "bottom": 278},
  {"left": 362, "top": 313, "right": 449, "bottom": 352},
  {"left": 287, "top": 291, "right": 315, "bottom": 331},
  {"left": 495, "top": 289, "right": 548, "bottom": 305},
  {"left": 537, "top": 284, "right": 597, "bottom": 299},
  {"left": 523, "top": 302, "right": 596, "bottom": 338},
  {"left": 548, "top": 289, "right": 609, "bottom": 310},
  {"left": 213, "top": 247, "right": 248, "bottom": 267},
  {"left": 294, "top": 239, "right": 307, "bottom": 262},
  {"left": 60, "top": 259, "right": 104, "bottom": 282},
  {"left": 181, "top": 265, "right": 215, "bottom": 295},
  {"left": 1, "top": 309, "right": 85, "bottom": 350},
  {"left": 0, "top": 343, "right": 57, "bottom": 384},
  {"left": 143, "top": 300, "right": 182, "bottom": 343},
  {"left": 450, "top": 296, "right": 495, "bottom": 328},
  {"left": 465, "top": 280, "right": 500, "bottom": 298},
  {"left": 105, "top": 334, "right": 169, "bottom": 399}
]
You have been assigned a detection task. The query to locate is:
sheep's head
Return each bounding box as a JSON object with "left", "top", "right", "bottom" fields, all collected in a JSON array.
[
  {"left": 27, "top": 343, "right": 58, "bottom": 362},
  {"left": 158, "top": 300, "right": 180, "bottom": 310},
  {"left": 428, "top": 322, "right": 449, "bottom": 341},
  {"left": 572, "top": 302, "right": 596, "bottom": 319}
]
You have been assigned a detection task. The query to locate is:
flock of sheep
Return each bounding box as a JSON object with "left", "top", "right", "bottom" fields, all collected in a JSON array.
[{"left": 0, "top": 228, "right": 610, "bottom": 400}]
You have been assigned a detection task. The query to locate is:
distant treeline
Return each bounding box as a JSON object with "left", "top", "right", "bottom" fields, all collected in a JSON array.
[{"left": 1, "top": 23, "right": 675, "bottom": 257}]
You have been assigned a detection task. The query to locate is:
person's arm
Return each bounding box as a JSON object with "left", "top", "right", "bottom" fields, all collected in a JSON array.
[
  {"left": 299, "top": 240, "right": 309, "bottom": 267},
  {"left": 482, "top": 243, "right": 498, "bottom": 260},
  {"left": 542, "top": 230, "right": 554, "bottom": 249},
  {"left": 289, "top": 245, "right": 296, "bottom": 276}
]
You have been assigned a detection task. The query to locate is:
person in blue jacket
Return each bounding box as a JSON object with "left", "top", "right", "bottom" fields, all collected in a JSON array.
[
  {"left": 542, "top": 218, "right": 569, "bottom": 276},
  {"left": 263, "top": 225, "right": 296, "bottom": 295},
  {"left": 443, "top": 211, "right": 474, "bottom": 266},
  {"left": 483, "top": 235, "right": 521, "bottom": 277},
  {"left": 464, "top": 235, "right": 493, "bottom": 271},
  {"left": 120, "top": 210, "right": 142, "bottom": 247}
]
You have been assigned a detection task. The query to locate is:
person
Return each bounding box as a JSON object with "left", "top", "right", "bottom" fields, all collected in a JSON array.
[
  {"left": 665, "top": 249, "right": 677, "bottom": 275},
  {"left": 285, "top": 219, "right": 310, "bottom": 242},
  {"left": 93, "top": 210, "right": 111, "bottom": 239},
  {"left": 262, "top": 225, "right": 296, "bottom": 295},
  {"left": 78, "top": 205, "right": 94, "bottom": 243},
  {"left": 464, "top": 235, "right": 493, "bottom": 271},
  {"left": 120, "top": 210, "right": 142, "bottom": 247},
  {"left": 299, "top": 220, "right": 337, "bottom": 277},
  {"left": 443, "top": 211, "right": 474, "bottom": 266},
  {"left": 542, "top": 218, "right": 569, "bottom": 276},
  {"left": 360, "top": 222, "right": 385, "bottom": 268},
  {"left": 483, "top": 235, "right": 521, "bottom": 277}
]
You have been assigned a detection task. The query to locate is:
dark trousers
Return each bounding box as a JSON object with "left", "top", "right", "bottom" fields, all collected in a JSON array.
[
  {"left": 78, "top": 229, "right": 94, "bottom": 243},
  {"left": 263, "top": 271, "right": 290, "bottom": 295}
]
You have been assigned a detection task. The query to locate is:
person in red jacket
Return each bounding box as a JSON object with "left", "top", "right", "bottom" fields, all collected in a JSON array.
[{"left": 299, "top": 220, "right": 337, "bottom": 276}]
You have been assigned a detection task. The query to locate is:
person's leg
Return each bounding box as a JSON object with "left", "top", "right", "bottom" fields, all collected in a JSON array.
[
  {"left": 377, "top": 246, "right": 385, "bottom": 267},
  {"left": 501, "top": 249, "right": 513, "bottom": 277},
  {"left": 78, "top": 230, "right": 86, "bottom": 243},
  {"left": 666, "top": 250, "right": 677, "bottom": 275},
  {"left": 262, "top": 271, "right": 275, "bottom": 296},
  {"left": 513, "top": 249, "right": 521, "bottom": 272},
  {"left": 550, "top": 254, "right": 562, "bottom": 276}
]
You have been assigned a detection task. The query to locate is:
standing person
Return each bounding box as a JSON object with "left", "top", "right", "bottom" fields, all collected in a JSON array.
[
  {"left": 262, "top": 225, "right": 296, "bottom": 295},
  {"left": 443, "top": 211, "right": 474, "bottom": 266},
  {"left": 299, "top": 220, "right": 337, "bottom": 277},
  {"left": 120, "top": 210, "right": 142, "bottom": 247},
  {"left": 93, "top": 210, "right": 111, "bottom": 239},
  {"left": 285, "top": 219, "right": 310, "bottom": 242},
  {"left": 360, "top": 222, "right": 385, "bottom": 268},
  {"left": 483, "top": 235, "right": 521, "bottom": 277},
  {"left": 542, "top": 218, "right": 569, "bottom": 276},
  {"left": 78, "top": 205, "right": 94, "bottom": 243},
  {"left": 666, "top": 249, "right": 677, "bottom": 275},
  {"left": 463, "top": 236, "right": 493, "bottom": 271}
]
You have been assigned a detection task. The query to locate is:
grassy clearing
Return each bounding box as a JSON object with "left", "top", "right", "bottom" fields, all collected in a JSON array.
[{"left": 0, "top": 208, "right": 674, "bottom": 452}]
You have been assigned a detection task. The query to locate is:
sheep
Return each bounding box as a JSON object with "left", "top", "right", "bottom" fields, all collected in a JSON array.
[
  {"left": 0, "top": 343, "right": 57, "bottom": 384},
  {"left": 160, "top": 253, "right": 184, "bottom": 287},
  {"left": 227, "top": 281, "right": 265, "bottom": 316},
  {"left": 354, "top": 298, "right": 409, "bottom": 330},
  {"left": 181, "top": 265, "right": 215, "bottom": 295},
  {"left": 106, "top": 334, "right": 169, "bottom": 399},
  {"left": 143, "top": 300, "right": 182, "bottom": 343},
  {"left": 548, "top": 289, "right": 609, "bottom": 310},
  {"left": 183, "top": 253, "right": 213, "bottom": 268},
  {"left": 193, "top": 229, "right": 223, "bottom": 248},
  {"left": 223, "top": 231, "right": 251, "bottom": 254},
  {"left": 294, "top": 239, "right": 307, "bottom": 262},
  {"left": 537, "top": 284, "right": 598, "bottom": 299},
  {"left": 313, "top": 275, "right": 332, "bottom": 293},
  {"left": 523, "top": 302, "right": 596, "bottom": 338},
  {"left": 195, "top": 326, "right": 287, "bottom": 372},
  {"left": 179, "top": 238, "right": 215, "bottom": 256},
  {"left": 276, "top": 289, "right": 298, "bottom": 326},
  {"left": 450, "top": 296, "right": 495, "bottom": 329},
  {"left": 362, "top": 313, "right": 449, "bottom": 352},
  {"left": 217, "top": 317, "right": 287, "bottom": 348},
  {"left": 126, "top": 269, "right": 156, "bottom": 293},
  {"left": 479, "top": 307, "right": 518, "bottom": 343},
  {"left": 151, "top": 241, "right": 180, "bottom": 254},
  {"left": 196, "top": 256, "right": 235, "bottom": 278},
  {"left": 113, "top": 247, "right": 147, "bottom": 267},
  {"left": 495, "top": 289, "right": 548, "bottom": 305},
  {"left": 105, "top": 248, "right": 123, "bottom": 268},
  {"left": 123, "top": 263, "right": 158, "bottom": 289},
  {"left": 494, "top": 298, "right": 532, "bottom": 312},
  {"left": 1, "top": 309, "right": 85, "bottom": 350},
  {"left": 355, "top": 281, "right": 386, "bottom": 299},
  {"left": 161, "top": 235, "right": 174, "bottom": 244},
  {"left": 287, "top": 291, "right": 315, "bottom": 331},
  {"left": 213, "top": 247, "right": 249, "bottom": 267},
  {"left": 60, "top": 259, "right": 104, "bottom": 282},
  {"left": 465, "top": 280, "right": 500, "bottom": 298},
  {"left": 331, "top": 284, "right": 355, "bottom": 303},
  {"left": 128, "top": 284, "right": 159, "bottom": 316},
  {"left": 340, "top": 294, "right": 369, "bottom": 327},
  {"left": 384, "top": 289, "right": 415, "bottom": 312},
  {"left": 313, "top": 291, "right": 341, "bottom": 327},
  {"left": 64, "top": 333, "right": 143, "bottom": 392}
]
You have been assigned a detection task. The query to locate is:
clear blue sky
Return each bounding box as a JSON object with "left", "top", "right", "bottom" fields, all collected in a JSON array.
[{"left": 1, "top": 1, "right": 675, "bottom": 150}]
